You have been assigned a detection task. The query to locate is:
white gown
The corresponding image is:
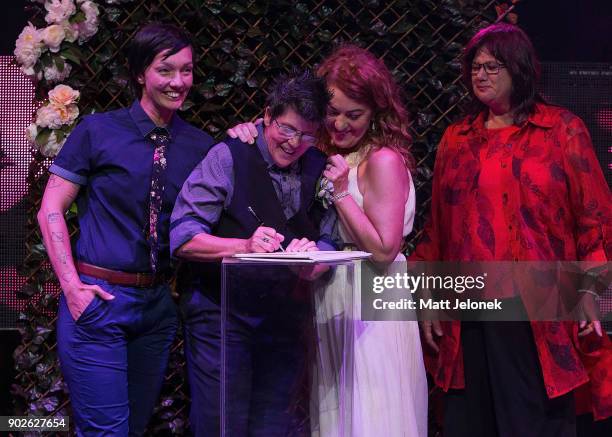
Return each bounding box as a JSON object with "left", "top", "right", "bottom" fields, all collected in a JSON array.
[{"left": 311, "top": 166, "right": 428, "bottom": 437}]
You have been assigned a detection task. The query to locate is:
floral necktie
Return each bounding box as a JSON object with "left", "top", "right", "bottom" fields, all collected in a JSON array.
[{"left": 147, "top": 127, "right": 170, "bottom": 272}]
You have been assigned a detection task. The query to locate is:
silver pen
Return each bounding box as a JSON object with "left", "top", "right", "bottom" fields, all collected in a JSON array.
[{"left": 247, "top": 206, "right": 285, "bottom": 252}]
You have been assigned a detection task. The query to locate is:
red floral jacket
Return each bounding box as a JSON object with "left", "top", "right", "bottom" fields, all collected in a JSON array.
[{"left": 412, "top": 103, "right": 612, "bottom": 419}]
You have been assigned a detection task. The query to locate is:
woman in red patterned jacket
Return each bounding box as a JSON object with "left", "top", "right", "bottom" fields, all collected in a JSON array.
[{"left": 413, "top": 23, "right": 611, "bottom": 437}]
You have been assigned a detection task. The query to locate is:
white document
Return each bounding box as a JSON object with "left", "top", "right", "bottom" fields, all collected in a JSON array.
[{"left": 232, "top": 250, "right": 371, "bottom": 263}]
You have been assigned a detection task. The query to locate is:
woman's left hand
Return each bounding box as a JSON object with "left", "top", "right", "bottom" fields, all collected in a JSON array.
[
  {"left": 323, "top": 154, "right": 350, "bottom": 194},
  {"left": 286, "top": 238, "right": 319, "bottom": 252},
  {"left": 577, "top": 292, "right": 603, "bottom": 337}
]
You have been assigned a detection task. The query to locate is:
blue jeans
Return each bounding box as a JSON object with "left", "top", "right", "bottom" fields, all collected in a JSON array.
[{"left": 57, "top": 274, "right": 178, "bottom": 436}]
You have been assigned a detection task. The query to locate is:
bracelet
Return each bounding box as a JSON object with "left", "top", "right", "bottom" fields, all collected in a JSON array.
[
  {"left": 331, "top": 191, "right": 350, "bottom": 203},
  {"left": 578, "top": 289, "right": 600, "bottom": 300}
]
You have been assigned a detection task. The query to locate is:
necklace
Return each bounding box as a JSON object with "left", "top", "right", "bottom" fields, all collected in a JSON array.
[{"left": 343, "top": 143, "right": 374, "bottom": 169}]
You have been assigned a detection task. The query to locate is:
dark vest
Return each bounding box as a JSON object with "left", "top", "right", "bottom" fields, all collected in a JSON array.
[
  {"left": 192, "top": 136, "right": 327, "bottom": 307},
  {"left": 215, "top": 136, "right": 326, "bottom": 241}
]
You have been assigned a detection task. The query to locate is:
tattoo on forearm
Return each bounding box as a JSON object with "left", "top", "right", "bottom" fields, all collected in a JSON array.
[
  {"left": 51, "top": 231, "right": 64, "bottom": 242},
  {"left": 48, "top": 175, "right": 61, "bottom": 189},
  {"left": 58, "top": 250, "right": 67, "bottom": 265},
  {"left": 48, "top": 212, "right": 61, "bottom": 223},
  {"left": 61, "top": 272, "right": 74, "bottom": 282}
]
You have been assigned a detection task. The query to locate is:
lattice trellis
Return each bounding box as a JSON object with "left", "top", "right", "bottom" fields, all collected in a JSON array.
[{"left": 14, "top": 1, "right": 502, "bottom": 435}]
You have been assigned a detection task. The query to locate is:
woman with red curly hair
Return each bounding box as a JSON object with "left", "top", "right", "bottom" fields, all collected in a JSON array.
[{"left": 229, "top": 44, "right": 427, "bottom": 436}]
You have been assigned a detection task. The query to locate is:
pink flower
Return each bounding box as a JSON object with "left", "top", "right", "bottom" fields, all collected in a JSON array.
[
  {"left": 76, "top": 1, "right": 99, "bottom": 43},
  {"left": 42, "top": 24, "right": 66, "bottom": 52},
  {"left": 43, "top": 61, "right": 72, "bottom": 82},
  {"left": 45, "top": 0, "right": 76, "bottom": 25},
  {"left": 39, "top": 131, "right": 66, "bottom": 157},
  {"left": 48, "top": 84, "right": 80, "bottom": 106},
  {"left": 35, "top": 105, "right": 64, "bottom": 129},
  {"left": 14, "top": 22, "right": 43, "bottom": 75}
]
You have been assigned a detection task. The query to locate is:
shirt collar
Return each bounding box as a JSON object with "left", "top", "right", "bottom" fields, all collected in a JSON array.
[
  {"left": 128, "top": 100, "right": 183, "bottom": 140},
  {"left": 525, "top": 103, "right": 557, "bottom": 129},
  {"left": 458, "top": 102, "right": 555, "bottom": 134},
  {"left": 255, "top": 123, "right": 301, "bottom": 173}
]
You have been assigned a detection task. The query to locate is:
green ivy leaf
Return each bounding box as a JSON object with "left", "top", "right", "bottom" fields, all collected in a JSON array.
[
  {"left": 247, "top": 26, "right": 262, "bottom": 38},
  {"left": 180, "top": 99, "right": 195, "bottom": 111},
  {"left": 371, "top": 20, "right": 388, "bottom": 37},
  {"left": 219, "top": 39, "right": 233, "bottom": 54},
  {"left": 39, "top": 53, "right": 53, "bottom": 69},
  {"left": 35, "top": 129, "right": 51, "bottom": 147},
  {"left": 17, "top": 283, "right": 38, "bottom": 298},
  {"left": 70, "top": 11, "right": 86, "bottom": 24},
  {"left": 320, "top": 5, "right": 333, "bottom": 17},
  {"left": 55, "top": 129, "right": 65, "bottom": 144},
  {"left": 229, "top": 3, "right": 246, "bottom": 14},
  {"left": 214, "top": 83, "right": 233, "bottom": 97},
  {"left": 69, "top": 202, "right": 78, "bottom": 215},
  {"left": 53, "top": 56, "right": 65, "bottom": 72},
  {"left": 60, "top": 46, "right": 84, "bottom": 65},
  {"left": 390, "top": 19, "right": 412, "bottom": 34},
  {"left": 207, "top": 123, "right": 221, "bottom": 134},
  {"left": 103, "top": 6, "right": 122, "bottom": 22},
  {"left": 39, "top": 293, "right": 55, "bottom": 309},
  {"left": 316, "top": 30, "right": 333, "bottom": 42},
  {"left": 206, "top": 2, "right": 223, "bottom": 15}
]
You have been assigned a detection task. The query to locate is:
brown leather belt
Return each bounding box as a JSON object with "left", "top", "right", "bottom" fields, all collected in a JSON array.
[{"left": 76, "top": 261, "right": 165, "bottom": 288}]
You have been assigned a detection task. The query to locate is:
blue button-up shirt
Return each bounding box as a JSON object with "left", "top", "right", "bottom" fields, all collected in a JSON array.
[{"left": 50, "top": 100, "right": 214, "bottom": 272}]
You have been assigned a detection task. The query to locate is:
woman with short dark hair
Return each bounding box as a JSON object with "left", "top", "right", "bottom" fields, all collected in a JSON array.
[
  {"left": 414, "top": 23, "right": 611, "bottom": 436},
  {"left": 37, "top": 23, "right": 214, "bottom": 435}
]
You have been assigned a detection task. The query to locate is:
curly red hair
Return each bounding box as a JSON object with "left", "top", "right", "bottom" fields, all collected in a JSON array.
[{"left": 317, "top": 44, "right": 414, "bottom": 170}]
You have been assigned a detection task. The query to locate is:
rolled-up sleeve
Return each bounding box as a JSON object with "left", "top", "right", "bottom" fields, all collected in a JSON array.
[
  {"left": 170, "top": 143, "right": 234, "bottom": 255},
  {"left": 49, "top": 117, "right": 93, "bottom": 185}
]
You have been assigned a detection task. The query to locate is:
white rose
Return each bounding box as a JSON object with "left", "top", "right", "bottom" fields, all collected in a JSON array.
[
  {"left": 39, "top": 130, "right": 66, "bottom": 157},
  {"left": 42, "top": 24, "right": 66, "bottom": 52},
  {"left": 56, "top": 103, "right": 79, "bottom": 125},
  {"left": 77, "top": 1, "right": 99, "bottom": 42},
  {"left": 25, "top": 123, "right": 39, "bottom": 146},
  {"left": 19, "top": 64, "right": 37, "bottom": 78},
  {"left": 36, "top": 105, "right": 63, "bottom": 129},
  {"left": 43, "top": 61, "right": 72, "bottom": 82},
  {"left": 77, "top": 21, "right": 98, "bottom": 42},
  {"left": 62, "top": 21, "right": 79, "bottom": 43},
  {"left": 80, "top": 0, "right": 99, "bottom": 18},
  {"left": 45, "top": 0, "right": 76, "bottom": 25},
  {"left": 14, "top": 23, "right": 43, "bottom": 69},
  {"left": 48, "top": 84, "right": 80, "bottom": 106}
]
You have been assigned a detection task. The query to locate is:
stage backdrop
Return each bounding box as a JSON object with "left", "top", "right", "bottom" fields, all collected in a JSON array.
[
  {"left": 6, "top": 0, "right": 610, "bottom": 435},
  {"left": 539, "top": 62, "right": 612, "bottom": 330}
]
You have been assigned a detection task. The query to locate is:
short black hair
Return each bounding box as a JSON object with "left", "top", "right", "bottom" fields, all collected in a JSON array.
[
  {"left": 265, "top": 68, "right": 331, "bottom": 123},
  {"left": 126, "top": 23, "right": 194, "bottom": 98},
  {"left": 462, "top": 23, "right": 544, "bottom": 123}
]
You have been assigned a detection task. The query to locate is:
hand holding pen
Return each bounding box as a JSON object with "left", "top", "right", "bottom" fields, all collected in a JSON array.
[{"left": 247, "top": 206, "right": 285, "bottom": 252}]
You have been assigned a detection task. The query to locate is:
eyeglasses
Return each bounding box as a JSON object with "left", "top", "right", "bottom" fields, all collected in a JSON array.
[
  {"left": 471, "top": 61, "right": 506, "bottom": 75},
  {"left": 273, "top": 119, "right": 318, "bottom": 146}
]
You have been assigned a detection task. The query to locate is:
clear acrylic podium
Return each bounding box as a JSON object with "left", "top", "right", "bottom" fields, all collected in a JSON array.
[{"left": 220, "top": 256, "right": 360, "bottom": 436}]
